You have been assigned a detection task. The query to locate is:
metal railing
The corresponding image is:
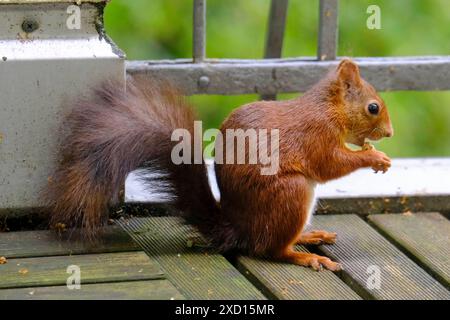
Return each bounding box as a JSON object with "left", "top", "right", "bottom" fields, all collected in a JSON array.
[{"left": 127, "top": 0, "right": 450, "bottom": 96}]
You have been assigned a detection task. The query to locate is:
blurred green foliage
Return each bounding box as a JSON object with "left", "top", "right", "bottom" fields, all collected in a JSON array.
[{"left": 105, "top": 0, "right": 450, "bottom": 157}]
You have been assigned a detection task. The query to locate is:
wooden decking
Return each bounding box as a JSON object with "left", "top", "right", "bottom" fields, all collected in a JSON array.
[{"left": 1, "top": 213, "right": 449, "bottom": 300}]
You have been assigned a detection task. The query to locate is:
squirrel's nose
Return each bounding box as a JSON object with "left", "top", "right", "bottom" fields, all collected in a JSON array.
[{"left": 384, "top": 126, "right": 394, "bottom": 138}]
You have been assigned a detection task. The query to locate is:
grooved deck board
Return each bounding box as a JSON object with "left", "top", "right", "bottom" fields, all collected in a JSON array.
[
  {"left": 311, "top": 214, "right": 450, "bottom": 300},
  {"left": 0, "top": 252, "right": 164, "bottom": 289},
  {"left": 0, "top": 280, "right": 184, "bottom": 300},
  {"left": 368, "top": 212, "right": 450, "bottom": 288},
  {"left": 118, "top": 217, "right": 266, "bottom": 300},
  {"left": 237, "top": 247, "right": 361, "bottom": 300},
  {"left": 0, "top": 226, "right": 139, "bottom": 259}
]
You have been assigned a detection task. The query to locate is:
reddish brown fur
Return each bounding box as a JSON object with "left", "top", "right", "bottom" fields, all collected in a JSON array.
[
  {"left": 45, "top": 76, "right": 218, "bottom": 240},
  {"left": 214, "top": 59, "right": 393, "bottom": 269},
  {"left": 46, "top": 59, "right": 393, "bottom": 270}
]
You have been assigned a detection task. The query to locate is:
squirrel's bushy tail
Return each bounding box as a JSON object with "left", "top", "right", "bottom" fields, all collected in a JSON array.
[{"left": 45, "top": 77, "right": 219, "bottom": 241}]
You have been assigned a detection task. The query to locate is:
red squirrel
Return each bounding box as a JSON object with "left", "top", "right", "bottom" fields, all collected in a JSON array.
[{"left": 45, "top": 59, "right": 393, "bottom": 271}]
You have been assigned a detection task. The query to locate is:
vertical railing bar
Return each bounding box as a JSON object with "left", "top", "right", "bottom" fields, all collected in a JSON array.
[
  {"left": 261, "top": 0, "right": 289, "bottom": 100},
  {"left": 264, "top": 0, "right": 289, "bottom": 59},
  {"left": 193, "top": 0, "right": 206, "bottom": 62},
  {"left": 318, "top": 0, "right": 339, "bottom": 61}
]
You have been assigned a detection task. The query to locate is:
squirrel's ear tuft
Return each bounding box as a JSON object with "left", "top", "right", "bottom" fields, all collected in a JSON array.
[{"left": 336, "top": 59, "right": 361, "bottom": 88}]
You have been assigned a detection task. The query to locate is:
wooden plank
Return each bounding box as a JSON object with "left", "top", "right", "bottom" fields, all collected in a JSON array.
[
  {"left": 193, "top": 0, "right": 206, "bottom": 62},
  {"left": 318, "top": 0, "right": 339, "bottom": 61},
  {"left": 119, "top": 217, "right": 266, "bottom": 300},
  {"left": 368, "top": 212, "right": 450, "bottom": 289},
  {"left": 0, "top": 280, "right": 184, "bottom": 300},
  {"left": 127, "top": 56, "right": 450, "bottom": 95},
  {"left": 316, "top": 195, "right": 450, "bottom": 216},
  {"left": 0, "top": 252, "right": 164, "bottom": 289},
  {"left": 311, "top": 214, "right": 450, "bottom": 299},
  {"left": 261, "top": 0, "right": 289, "bottom": 101},
  {"left": 237, "top": 246, "right": 361, "bottom": 300},
  {"left": 0, "top": 226, "right": 139, "bottom": 259},
  {"left": 264, "top": 0, "right": 289, "bottom": 59}
]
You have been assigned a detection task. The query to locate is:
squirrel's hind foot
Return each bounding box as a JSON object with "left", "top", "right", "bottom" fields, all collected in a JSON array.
[
  {"left": 296, "top": 230, "right": 337, "bottom": 245},
  {"left": 275, "top": 247, "right": 342, "bottom": 272}
]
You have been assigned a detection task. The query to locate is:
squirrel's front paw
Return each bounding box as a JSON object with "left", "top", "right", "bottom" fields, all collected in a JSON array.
[
  {"left": 368, "top": 150, "right": 391, "bottom": 173},
  {"left": 362, "top": 142, "right": 375, "bottom": 151}
]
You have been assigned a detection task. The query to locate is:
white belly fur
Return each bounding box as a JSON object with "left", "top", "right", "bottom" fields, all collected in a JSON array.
[
  {"left": 305, "top": 180, "right": 318, "bottom": 226},
  {"left": 205, "top": 158, "right": 221, "bottom": 204}
]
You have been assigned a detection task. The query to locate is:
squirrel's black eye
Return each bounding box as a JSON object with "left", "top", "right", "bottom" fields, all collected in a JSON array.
[{"left": 368, "top": 103, "right": 380, "bottom": 115}]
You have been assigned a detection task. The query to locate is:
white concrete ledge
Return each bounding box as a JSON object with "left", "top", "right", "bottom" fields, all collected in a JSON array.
[
  {"left": 317, "top": 158, "right": 450, "bottom": 199},
  {"left": 125, "top": 158, "right": 450, "bottom": 214}
]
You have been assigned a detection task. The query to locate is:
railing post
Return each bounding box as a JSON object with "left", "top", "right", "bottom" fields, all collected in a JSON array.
[
  {"left": 264, "top": 0, "right": 289, "bottom": 59},
  {"left": 261, "top": 0, "right": 289, "bottom": 100},
  {"left": 193, "top": 0, "right": 206, "bottom": 62},
  {"left": 318, "top": 0, "right": 339, "bottom": 61}
]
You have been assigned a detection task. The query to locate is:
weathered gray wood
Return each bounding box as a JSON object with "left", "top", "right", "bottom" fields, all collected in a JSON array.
[
  {"left": 0, "top": 280, "right": 184, "bottom": 300},
  {"left": 237, "top": 246, "right": 361, "bottom": 300},
  {"left": 193, "top": 0, "right": 206, "bottom": 62},
  {"left": 261, "top": 0, "right": 289, "bottom": 101},
  {"left": 119, "top": 217, "right": 266, "bottom": 300},
  {"left": 318, "top": 0, "right": 339, "bottom": 60},
  {"left": 316, "top": 195, "right": 450, "bottom": 216},
  {"left": 368, "top": 212, "right": 450, "bottom": 289},
  {"left": 0, "top": 252, "right": 164, "bottom": 289},
  {"left": 127, "top": 56, "right": 450, "bottom": 95},
  {"left": 0, "top": 226, "right": 139, "bottom": 259},
  {"left": 264, "top": 0, "right": 288, "bottom": 59},
  {"left": 310, "top": 214, "right": 450, "bottom": 299}
]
